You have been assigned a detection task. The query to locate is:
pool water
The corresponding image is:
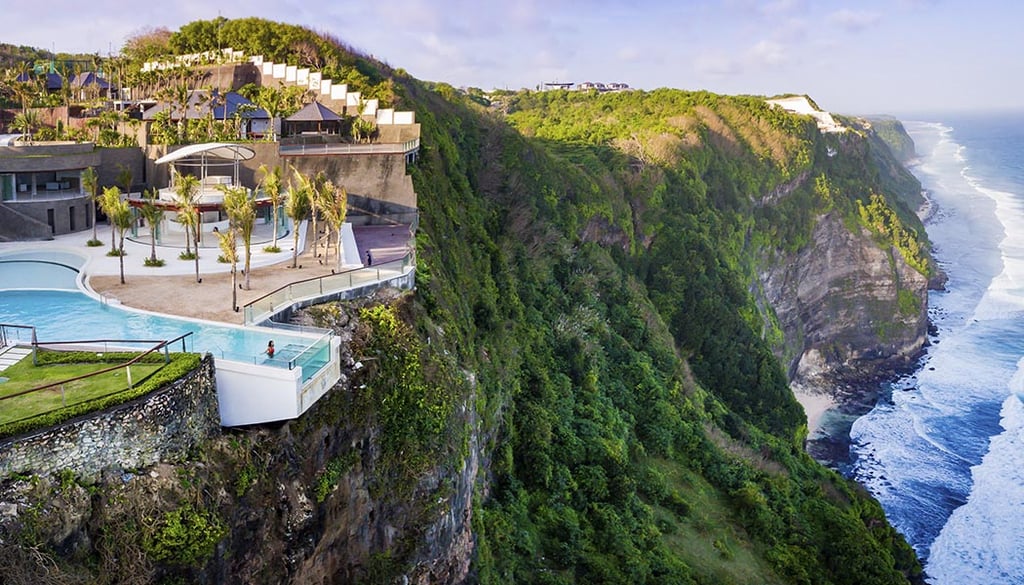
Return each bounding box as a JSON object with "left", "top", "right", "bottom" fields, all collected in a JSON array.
[{"left": 0, "top": 256, "right": 329, "bottom": 377}]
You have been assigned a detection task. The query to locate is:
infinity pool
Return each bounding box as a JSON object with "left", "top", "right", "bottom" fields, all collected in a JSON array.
[{"left": 0, "top": 251, "right": 329, "bottom": 375}]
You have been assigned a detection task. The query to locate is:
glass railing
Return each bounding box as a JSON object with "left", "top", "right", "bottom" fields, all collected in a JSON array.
[{"left": 243, "top": 251, "right": 414, "bottom": 325}]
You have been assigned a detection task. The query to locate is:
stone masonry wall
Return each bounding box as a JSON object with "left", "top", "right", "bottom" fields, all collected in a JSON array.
[{"left": 0, "top": 355, "right": 219, "bottom": 482}]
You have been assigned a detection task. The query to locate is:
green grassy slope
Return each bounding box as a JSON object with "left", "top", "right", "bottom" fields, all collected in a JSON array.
[{"left": 402, "top": 79, "right": 923, "bottom": 583}]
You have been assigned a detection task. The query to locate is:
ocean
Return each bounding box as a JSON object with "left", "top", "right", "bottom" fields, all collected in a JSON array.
[{"left": 848, "top": 114, "right": 1024, "bottom": 584}]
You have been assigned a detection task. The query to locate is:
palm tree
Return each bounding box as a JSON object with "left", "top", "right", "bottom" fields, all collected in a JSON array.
[
  {"left": 290, "top": 167, "right": 318, "bottom": 260},
  {"left": 219, "top": 185, "right": 256, "bottom": 290},
  {"left": 172, "top": 173, "right": 200, "bottom": 256},
  {"left": 139, "top": 188, "right": 165, "bottom": 265},
  {"left": 102, "top": 187, "right": 133, "bottom": 284},
  {"left": 112, "top": 165, "right": 133, "bottom": 252},
  {"left": 322, "top": 183, "right": 349, "bottom": 272},
  {"left": 252, "top": 85, "right": 284, "bottom": 141},
  {"left": 96, "top": 185, "right": 119, "bottom": 255},
  {"left": 313, "top": 171, "right": 332, "bottom": 262},
  {"left": 81, "top": 167, "right": 102, "bottom": 246},
  {"left": 257, "top": 164, "right": 284, "bottom": 251},
  {"left": 11, "top": 110, "right": 40, "bottom": 144},
  {"left": 284, "top": 176, "right": 311, "bottom": 269},
  {"left": 216, "top": 226, "right": 239, "bottom": 311}
]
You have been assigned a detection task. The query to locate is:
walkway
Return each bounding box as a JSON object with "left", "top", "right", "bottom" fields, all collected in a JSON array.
[
  {"left": 0, "top": 346, "right": 30, "bottom": 373},
  {"left": 0, "top": 220, "right": 413, "bottom": 325}
]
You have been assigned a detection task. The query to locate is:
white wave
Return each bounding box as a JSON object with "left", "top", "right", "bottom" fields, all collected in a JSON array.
[
  {"left": 927, "top": 387, "right": 1024, "bottom": 584},
  {"left": 852, "top": 120, "right": 1024, "bottom": 577}
]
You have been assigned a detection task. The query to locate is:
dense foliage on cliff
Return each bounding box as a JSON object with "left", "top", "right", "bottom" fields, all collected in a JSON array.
[
  {"left": 0, "top": 20, "right": 927, "bottom": 584},
  {"left": 405, "top": 79, "right": 924, "bottom": 583}
]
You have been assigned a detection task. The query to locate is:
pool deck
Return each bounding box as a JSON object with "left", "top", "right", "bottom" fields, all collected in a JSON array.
[{"left": 0, "top": 222, "right": 413, "bottom": 325}]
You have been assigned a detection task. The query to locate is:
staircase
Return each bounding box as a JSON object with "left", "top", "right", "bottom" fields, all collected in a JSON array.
[{"left": 0, "top": 345, "right": 31, "bottom": 372}]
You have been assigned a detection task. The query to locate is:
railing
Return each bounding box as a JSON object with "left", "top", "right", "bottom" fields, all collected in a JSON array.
[
  {"left": 5, "top": 189, "right": 87, "bottom": 202},
  {"left": 0, "top": 323, "right": 36, "bottom": 348},
  {"left": 242, "top": 251, "right": 415, "bottom": 326},
  {"left": 0, "top": 332, "right": 194, "bottom": 429},
  {"left": 279, "top": 137, "right": 420, "bottom": 157}
]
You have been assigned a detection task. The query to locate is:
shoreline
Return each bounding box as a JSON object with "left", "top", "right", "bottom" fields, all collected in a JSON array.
[{"left": 799, "top": 188, "right": 941, "bottom": 466}]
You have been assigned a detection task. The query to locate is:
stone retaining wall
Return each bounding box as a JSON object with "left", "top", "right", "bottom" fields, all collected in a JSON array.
[{"left": 0, "top": 354, "right": 219, "bottom": 481}]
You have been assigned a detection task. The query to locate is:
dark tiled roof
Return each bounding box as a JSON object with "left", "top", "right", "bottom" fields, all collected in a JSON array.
[
  {"left": 142, "top": 90, "right": 269, "bottom": 121},
  {"left": 285, "top": 101, "right": 342, "bottom": 122}
]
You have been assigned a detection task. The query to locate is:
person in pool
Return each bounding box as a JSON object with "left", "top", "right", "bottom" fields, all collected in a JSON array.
[{"left": 265, "top": 340, "right": 275, "bottom": 358}]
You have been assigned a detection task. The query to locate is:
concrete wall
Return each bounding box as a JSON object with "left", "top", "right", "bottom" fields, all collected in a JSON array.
[
  {"left": 0, "top": 355, "right": 219, "bottom": 481},
  {"left": 2, "top": 195, "right": 92, "bottom": 237},
  {"left": 0, "top": 143, "right": 99, "bottom": 173},
  {"left": 0, "top": 203, "right": 52, "bottom": 241},
  {"left": 286, "top": 152, "right": 417, "bottom": 211},
  {"left": 98, "top": 147, "right": 146, "bottom": 191}
]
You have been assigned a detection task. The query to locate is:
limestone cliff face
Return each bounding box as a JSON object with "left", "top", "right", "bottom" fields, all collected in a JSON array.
[
  {"left": 760, "top": 212, "right": 929, "bottom": 390},
  {"left": 0, "top": 294, "right": 479, "bottom": 585}
]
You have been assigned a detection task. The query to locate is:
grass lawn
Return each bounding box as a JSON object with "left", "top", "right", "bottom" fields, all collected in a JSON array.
[{"left": 0, "top": 351, "right": 165, "bottom": 426}]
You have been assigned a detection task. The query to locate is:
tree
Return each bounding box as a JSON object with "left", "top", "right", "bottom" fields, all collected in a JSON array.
[
  {"left": 172, "top": 173, "right": 200, "bottom": 256},
  {"left": 11, "top": 110, "right": 40, "bottom": 144},
  {"left": 250, "top": 85, "right": 284, "bottom": 141},
  {"left": 81, "top": 167, "right": 102, "bottom": 246},
  {"left": 113, "top": 165, "right": 133, "bottom": 252},
  {"left": 290, "top": 167, "right": 320, "bottom": 260},
  {"left": 351, "top": 116, "right": 376, "bottom": 143},
  {"left": 220, "top": 185, "right": 256, "bottom": 290},
  {"left": 121, "top": 26, "right": 173, "bottom": 62},
  {"left": 216, "top": 226, "right": 239, "bottom": 312},
  {"left": 102, "top": 187, "right": 133, "bottom": 284},
  {"left": 310, "top": 170, "right": 330, "bottom": 261},
  {"left": 284, "top": 174, "right": 311, "bottom": 269},
  {"left": 258, "top": 164, "right": 284, "bottom": 251},
  {"left": 139, "top": 188, "right": 165, "bottom": 265},
  {"left": 321, "top": 181, "right": 348, "bottom": 271}
]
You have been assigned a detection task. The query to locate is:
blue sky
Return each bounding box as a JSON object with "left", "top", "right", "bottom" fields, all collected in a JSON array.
[{"left": 5, "top": 0, "right": 1021, "bottom": 115}]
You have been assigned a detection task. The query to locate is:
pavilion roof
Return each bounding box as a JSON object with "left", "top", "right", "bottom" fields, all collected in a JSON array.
[
  {"left": 286, "top": 101, "right": 343, "bottom": 122},
  {"left": 154, "top": 142, "right": 256, "bottom": 165}
]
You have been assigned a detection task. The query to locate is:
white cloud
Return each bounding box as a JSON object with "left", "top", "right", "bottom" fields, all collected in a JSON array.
[
  {"left": 828, "top": 9, "right": 882, "bottom": 32},
  {"left": 695, "top": 52, "right": 741, "bottom": 77},
  {"left": 758, "top": 0, "right": 804, "bottom": 16},
  {"left": 747, "top": 40, "right": 787, "bottom": 66},
  {"left": 617, "top": 46, "right": 642, "bottom": 63}
]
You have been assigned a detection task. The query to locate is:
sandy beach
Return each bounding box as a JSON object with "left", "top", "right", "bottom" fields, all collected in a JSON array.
[{"left": 791, "top": 382, "right": 838, "bottom": 437}]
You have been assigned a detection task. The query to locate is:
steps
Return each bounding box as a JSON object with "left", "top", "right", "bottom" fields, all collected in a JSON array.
[{"left": 0, "top": 346, "right": 32, "bottom": 372}]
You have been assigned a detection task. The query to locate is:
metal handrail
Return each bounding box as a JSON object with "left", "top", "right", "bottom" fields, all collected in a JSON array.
[
  {"left": 242, "top": 250, "right": 414, "bottom": 325},
  {"left": 0, "top": 332, "right": 194, "bottom": 403},
  {"left": 0, "top": 323, "right": 36, "bottom": 348},
  {"left": 279, "top": 137, "right": 420, "bottom": 157}
]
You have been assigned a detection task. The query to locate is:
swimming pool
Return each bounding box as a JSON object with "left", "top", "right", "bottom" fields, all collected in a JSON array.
[
  {"left": 0, "top": 251, "right": 330, "bottom": 377},
  {"left": 0, "top": 249, "right": 84, "bottom": 291}
]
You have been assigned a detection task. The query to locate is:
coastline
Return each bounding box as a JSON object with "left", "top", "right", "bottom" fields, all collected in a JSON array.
[{"left": 799, "top": 180, "right": 941, "bottom": 465}]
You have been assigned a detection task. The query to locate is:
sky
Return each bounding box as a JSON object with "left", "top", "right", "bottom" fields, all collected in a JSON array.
[{"left": 3, "top": 0, "right": 1021, "bottom": 116}]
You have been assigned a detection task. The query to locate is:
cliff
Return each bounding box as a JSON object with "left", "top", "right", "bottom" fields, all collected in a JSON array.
[{"left": 0, "top": 19, "right": 929, "bottom": 585}]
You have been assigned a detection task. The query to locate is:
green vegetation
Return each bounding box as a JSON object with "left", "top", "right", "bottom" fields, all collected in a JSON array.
[
  {"left": 0, "top": 21, "right": 931, "bottom": 584},
  {"left": 313, "top": 451, "right": 360, "bottom": 503},
  {"left": 355, "top": 303, "right": 465, "bottom": 491},
  {"left": 0, "top": 351, "right": 201, "bottom": 439},
  {"left": 857, "top": 193, "right": 930, "bottom": 275},
  {"left": 405, "top": 79, "right": 923, "bottom": 583},
  {"left": 144, "top": 503, "right": 226, "bottom": 565}
]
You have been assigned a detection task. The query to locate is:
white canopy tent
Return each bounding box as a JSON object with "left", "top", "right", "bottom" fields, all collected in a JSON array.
[{"left": 156, "top": 143, "right": 256, "bottom": 199}]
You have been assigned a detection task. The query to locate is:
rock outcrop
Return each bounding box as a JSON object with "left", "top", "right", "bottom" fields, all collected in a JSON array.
[{"left": 762, "top": 212, "right": 928, "bottom": 387}]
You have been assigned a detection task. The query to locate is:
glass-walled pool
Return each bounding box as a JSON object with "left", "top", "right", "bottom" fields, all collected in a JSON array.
[{"left": 0, "top": 253, "right": 330, "bottom": 377}]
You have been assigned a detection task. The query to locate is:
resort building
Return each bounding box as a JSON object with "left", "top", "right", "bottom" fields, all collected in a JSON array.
[
  {"left": 0, "top": 48, "right": 422, "bottom": 426},
  {"left": 0, "top": 139, "right": 97, "bottom": 239}
]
